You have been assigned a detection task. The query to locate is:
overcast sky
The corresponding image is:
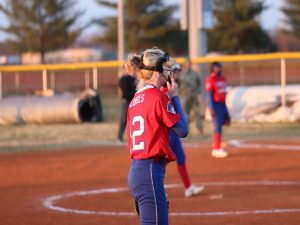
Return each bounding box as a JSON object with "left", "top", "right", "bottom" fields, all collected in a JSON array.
[{"left": 0, "top": 0, "right": 284, "bottom": 42}]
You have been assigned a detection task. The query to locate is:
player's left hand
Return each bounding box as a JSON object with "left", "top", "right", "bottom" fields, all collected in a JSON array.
[
  {"left": 166, "top": 73, "right": 178, "bottom": 97},
  {"left": 224, "top": 114, "right": 231, "bottom": 126}
]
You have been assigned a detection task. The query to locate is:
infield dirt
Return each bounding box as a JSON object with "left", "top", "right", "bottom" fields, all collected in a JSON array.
[{"left": 1, "top": 140, "right": 300, "bottom": 225}]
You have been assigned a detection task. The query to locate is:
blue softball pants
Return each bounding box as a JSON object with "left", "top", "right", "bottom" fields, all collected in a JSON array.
[
  {"left": 170, "top": 130, "right": 185, "bottom": 165},
  {"left": 128, "top": 158, "right": 168, "bottom": 225},
  {"left": 213, "top": 102, "right": 229, "bottom": 134}
]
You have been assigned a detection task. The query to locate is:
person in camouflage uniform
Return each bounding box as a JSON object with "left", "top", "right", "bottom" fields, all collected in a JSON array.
[{"left": 178, "top": 57, "right": 203, "bottom": 134}]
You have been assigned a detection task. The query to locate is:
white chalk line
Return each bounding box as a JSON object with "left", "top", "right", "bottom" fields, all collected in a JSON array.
[
  {"left": 184, "top": 140, "right": 300, "bottom": 151},
  {"left": 66, "top": 139, "right": 300, "bottom": 151},
  {"left": 43, "top": 180, "right": 300, "bottom": 217},
  {"left": 228, "top": 140, "right": 300, "bottom": 151}
]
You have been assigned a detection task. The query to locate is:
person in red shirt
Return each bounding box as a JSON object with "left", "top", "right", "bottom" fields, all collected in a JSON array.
[
  {"left": 206, "top": 62, "right": 230, "bottom": 158},
  {"left": 126, "top": 47, "right": 188, "bottom": 225}
]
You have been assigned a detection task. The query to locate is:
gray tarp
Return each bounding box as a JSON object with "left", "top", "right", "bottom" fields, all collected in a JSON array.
[
  {"left": 225, "top": 85, "right": 300, "bottom": 122},
  {"left": 0, "top": 92, "right": 102, "bottom": 125}
]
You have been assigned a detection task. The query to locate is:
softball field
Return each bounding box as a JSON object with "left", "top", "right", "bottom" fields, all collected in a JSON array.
[{"left": 1, "top": 133, "right": 300, "bottom": 225}]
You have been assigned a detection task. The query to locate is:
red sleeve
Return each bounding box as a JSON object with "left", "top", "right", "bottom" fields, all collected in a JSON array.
[
  {"left": 206, "top": 76, "right": 214, "bottom": 92},
  {"left": 160, "top": 87, "right": 168, "bottom": 93},
  {"left": 156, "top": 93, "right": 180, "bottom": 128}
]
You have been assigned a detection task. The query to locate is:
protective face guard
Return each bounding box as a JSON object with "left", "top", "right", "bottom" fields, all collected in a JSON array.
[
  {"left": 172, "top": 63, "right": 182, "bottom": 72},
  {"left": 139, "top": 51, "right": 171, "bottom": 85},
  {"left": 139, "top": 52, "right": 169, "bottom": 73}
]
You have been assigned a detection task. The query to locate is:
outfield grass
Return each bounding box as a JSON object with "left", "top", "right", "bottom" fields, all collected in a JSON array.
[
  {"left": 100, "top": 92, "right": 120, "bottom": 122},
  {"left": 0, "top": 121, "right": 299, "bottom": 153},
  {"left": 0, "top": 123, "right": 119, "bottom": 152}
]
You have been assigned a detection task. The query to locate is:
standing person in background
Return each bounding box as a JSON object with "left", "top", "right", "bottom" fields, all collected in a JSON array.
[
  {"left": 116, "top": 72, "right": 137, "bottom": 143},
  {"left": 179, "top": 57, "right": 203, "bottom": 135},
  {"left": 126, "top": 47, "right": 188, "bottom": 225},
  {"left": 206, "top": 61, "right": 230, "bottom": 158},
  {"left": 169, "top": 62, "right": 205, "bottom": 197}
]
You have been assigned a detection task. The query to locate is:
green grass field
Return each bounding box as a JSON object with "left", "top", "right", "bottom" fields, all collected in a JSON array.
[{"left": 0, "top": 121, "right": 299, "bottom": 152}]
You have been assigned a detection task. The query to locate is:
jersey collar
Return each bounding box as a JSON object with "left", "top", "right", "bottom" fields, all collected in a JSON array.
[{"left": 136, "top": 84, "right": 156, "bottom": 93}]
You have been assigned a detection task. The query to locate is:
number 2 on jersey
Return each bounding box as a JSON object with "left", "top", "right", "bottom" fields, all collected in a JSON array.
[{"left": 131, "top": 115, "right": 145, "bottom": 151}]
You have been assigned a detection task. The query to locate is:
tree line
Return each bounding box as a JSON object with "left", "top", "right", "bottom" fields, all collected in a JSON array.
[{"left": 0, "top": 0, "right": 299, "bottom": 63}]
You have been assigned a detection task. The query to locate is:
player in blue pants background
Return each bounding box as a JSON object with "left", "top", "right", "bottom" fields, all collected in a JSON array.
[
  {"left": 206, "top": 62, "right": 230, "bottom": 158},
  {"left": 170, "top": 63, "right": 205, "bottom": 197}
]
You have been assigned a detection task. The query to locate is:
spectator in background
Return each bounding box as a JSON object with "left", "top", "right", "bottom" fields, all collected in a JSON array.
[
  {"left": 179, "top": 57, "right": 203, "bottom": 135},
  {"left": 116, "top": 72, "right": 137, "bottom": 143},
  {"left": 206, "top": 62, "right": 230, "bottom": 158}
]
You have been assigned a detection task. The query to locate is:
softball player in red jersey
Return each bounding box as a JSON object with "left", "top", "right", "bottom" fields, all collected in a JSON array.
[
  {"left": 206, "top": 61, "right": 230, "bottom": 158},
  {"left": 126, "top": 47, "right": 188, "bottom": 225}
]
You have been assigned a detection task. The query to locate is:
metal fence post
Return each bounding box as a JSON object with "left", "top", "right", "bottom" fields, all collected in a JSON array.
[
  {"left": 93, "top": 67, "right": 98, "bottom": 90},
  {"left": 118, "top": 0, "right": 125, "bottom": 77},
  {"left": 42, "top": 69, "right": 48, "bottom": 91},
  {"left": 280, "top": 57, "right": 288, "bottom": 122},
  {"left": 0, "top": 71, "right": 2, "bottom": 99},
  {"left": 280, "top": 58, "right": 287, "bottom": 109}
]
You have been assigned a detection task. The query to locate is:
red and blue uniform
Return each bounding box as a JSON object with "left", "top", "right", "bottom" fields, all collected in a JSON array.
[
  {"left": 127, "top": 85, "right": 188, "bottom": 225},
  {"left": 160, "top": 87, "right": 191, "bottom": 188},
  {"left": 206, "top": 74, "right": 227, "bottom": 104},
  {"left": 127, "top": 86, "right": 180, "bottom": 162},
  {"left": 206, "top": 73, "right": 230, "bottom": 149}
]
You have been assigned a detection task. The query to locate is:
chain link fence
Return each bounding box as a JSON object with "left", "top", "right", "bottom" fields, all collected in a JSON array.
[{"left": 1, "top": 53, "right": 300, "bottom": 122}]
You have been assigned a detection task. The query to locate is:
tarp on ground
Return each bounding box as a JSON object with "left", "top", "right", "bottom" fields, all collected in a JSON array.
[
  {"left": 226, "top": 85, "right": 300, "bottom": 123},
  {"left": 0, "top": 90, "right": 102, "bottom": 125}
]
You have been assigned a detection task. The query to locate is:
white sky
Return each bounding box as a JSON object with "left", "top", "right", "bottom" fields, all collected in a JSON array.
[{"left": 0, "top": 0, "right": 284, "bottom": 42}]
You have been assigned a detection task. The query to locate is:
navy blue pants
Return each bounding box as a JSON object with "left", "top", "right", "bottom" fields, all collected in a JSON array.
[
  {"left": 128, "top": 158, "right": 168, "bottom": 225},
  {"left": 213, "top": 102, "right": 229, "bottom": 134}
]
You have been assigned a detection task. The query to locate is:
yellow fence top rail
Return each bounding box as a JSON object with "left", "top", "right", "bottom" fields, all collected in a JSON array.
[
  {"left": 0, "top": 60, "right": 123, "bottom": 72},
  {"left": 190, "top": 52, "right": 300, "bottom": 63},
  {"left": 1, "top": 52, "right": 300, "bottom": 72}
]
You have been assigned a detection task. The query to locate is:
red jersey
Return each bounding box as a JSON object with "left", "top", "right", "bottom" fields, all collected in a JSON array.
[
  {"left": 206, "top": 73, "right": 227, "bottom": 103},
  {"left": 160, "top": 86, "right": 168, "bottom": 93},
  {"left": 127, "top": 85, "right": 180, "bottom": 162}
]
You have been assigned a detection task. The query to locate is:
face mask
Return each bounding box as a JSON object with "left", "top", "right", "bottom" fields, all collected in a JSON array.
[{"left": 162, "top": 68, "right": 172, "bottom": 88}]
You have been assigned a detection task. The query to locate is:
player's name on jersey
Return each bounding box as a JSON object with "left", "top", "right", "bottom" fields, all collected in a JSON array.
[{"left": 129, "top": 94, "right": 145, "bottom": 108}]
